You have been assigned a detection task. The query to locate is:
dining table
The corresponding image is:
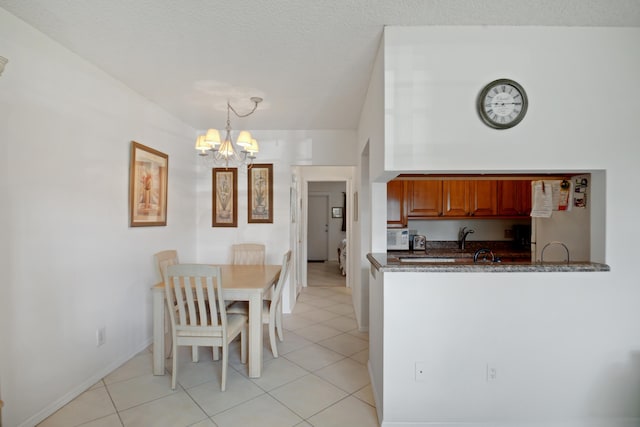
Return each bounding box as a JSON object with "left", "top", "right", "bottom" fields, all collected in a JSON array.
[{"left": 152, "top": 264, "right": 282, "bottom": 378}]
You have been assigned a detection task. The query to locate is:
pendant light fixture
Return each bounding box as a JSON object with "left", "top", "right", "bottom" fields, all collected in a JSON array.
[{"left": 196, "top": 97, "right": 262, "bottom": 168}]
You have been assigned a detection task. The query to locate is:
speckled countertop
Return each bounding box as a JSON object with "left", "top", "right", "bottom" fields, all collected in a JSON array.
[
  {"left": 369, "top": 241, "right": 610, "bottom": 273},
  {"left": 396, "top": 241, "right": 532, "bottom": 260}
]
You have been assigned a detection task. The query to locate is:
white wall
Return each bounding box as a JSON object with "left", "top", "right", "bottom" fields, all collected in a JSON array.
[
  {"left": 355, "top": 39, "right": 385, "bottom": 331},
  {"left": 370, "top": 26, "right": 640, "bottom": 426},
  {"left": 0, "top": 9, "right": 198, "bottom": 427},
  {"left": 381, "top": 271, "right": 636, "bottom": 427}
]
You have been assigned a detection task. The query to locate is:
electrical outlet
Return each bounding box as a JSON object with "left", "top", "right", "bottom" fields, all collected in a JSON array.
[
  {"left": 415, "top": 362, "right": 427, "bottom": 382},
  {"left": 96, "top": 327, "right": 106, "bottom": 347},
  {"left": 486, "top": 363, "right": 497, "bottom": 382}
]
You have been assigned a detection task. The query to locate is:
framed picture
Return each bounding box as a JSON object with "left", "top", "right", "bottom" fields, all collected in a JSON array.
[
  {"left": 332, "top": 207, "right": 343, "bottom": 218},
  {"left": 248, "top": 164, "right": 273, "bottom": 223},
  {"left": 129, "top": 141, "right": 168, "bottom": 227},
  {"left": 213, "top": 168, "right": 238, "bottom": 227}
]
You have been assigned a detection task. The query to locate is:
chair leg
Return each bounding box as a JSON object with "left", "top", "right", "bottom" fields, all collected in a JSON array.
[
  {"left": 221, "top": 344, "right": 228, "bottom": 391},
  {"left": 212, "top": 347, "right": 220, "bottom": 361},
  {"left": 164, "top": 305, "right": 173, "bottom": 358},
  {"left": 192, "top": 345, "right": 199, "bottom": 362},
  {"left": 269, "top": 321, "right": 279, "bottom": 358},
  {"left": 240, "top": 328, "right": 247, "bottom": 364},
  {"left": 171, "top": 341, "right": 178, "bottom": 390},
  {"left": 276, "top": 308, "right": 284, "bottom": 342}
]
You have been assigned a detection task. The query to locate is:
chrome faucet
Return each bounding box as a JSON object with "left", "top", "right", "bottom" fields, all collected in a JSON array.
[
  {"left": 473, "top": 248, "right": 496, "bottom": 263},
  {"left": 459, "top": 227, "right": 475, "bottom": 250},
  {"left": 540, "top": 241, "right": 570, "bottom": 263}
]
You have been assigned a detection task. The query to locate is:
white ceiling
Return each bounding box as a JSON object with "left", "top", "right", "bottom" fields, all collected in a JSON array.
[{"left": 2, "top": 0, "right": 640, "bottom": 131}]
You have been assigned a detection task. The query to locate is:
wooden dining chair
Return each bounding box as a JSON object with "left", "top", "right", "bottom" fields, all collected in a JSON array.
[
  {"left": 227, "top": 250, "right": 292, "bottom": 357},
  {"left": 154, "top": 249, "right": 179, "bottom": 282},
  {"left": 154, "top": 250, "right": 181, "bottom": 357},
  {"left": 165, "top": 264, "right": 247, "bottom": 391},
  {"left": 231, "top": 243, "right": 266, "bottom": 265}
]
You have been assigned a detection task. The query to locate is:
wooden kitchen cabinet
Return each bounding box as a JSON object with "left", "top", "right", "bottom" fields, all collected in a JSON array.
[
  {"left": 442, "top": 180, "right": 497, "bottom": 217},
  {"left": 497, "top": 180, "right": 532, "bottom": 216},
  {"left": 470, "top": 180, "right": 497, "bottom": 216},
  {"left": 387, "top": 180, "right": 407, "bottom": 227},
  {"left": 442, "top": 180, "right": 470, "bottom": 216},
  {"left": 387, "top": 177, "right": 533, "bottom": 221},
  {"left": 407, "top": 180, "right": 443, "bottom": 218}
]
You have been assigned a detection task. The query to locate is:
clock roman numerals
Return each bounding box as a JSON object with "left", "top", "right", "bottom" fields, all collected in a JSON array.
[{"left": 478, "top": 79, "right": 528, "bottom": 129}]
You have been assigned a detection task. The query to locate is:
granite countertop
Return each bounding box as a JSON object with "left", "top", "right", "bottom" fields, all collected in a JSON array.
[
  {"left": 394, "top": 241, "right": 532, "bottom": 260},
  {"left": 370, "top": 241, "right": 610, "bottom": 273}
]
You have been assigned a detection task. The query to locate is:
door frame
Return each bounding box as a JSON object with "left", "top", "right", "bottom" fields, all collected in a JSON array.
[{"left": 293, "top": 166, "right": 355, "bottom": 293}]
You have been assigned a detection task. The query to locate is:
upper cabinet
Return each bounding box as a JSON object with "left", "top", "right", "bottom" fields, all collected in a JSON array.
[
  {"left": 387, "top": 180, "right": 407, "bottom": 228},
  {"left": 470, "top": 180, "right": 498, "bottom": 217},
  {"left": 442, "top": 180, "right": 470, "bottom": 217},
  {"left": 497, "top": 180, "right": 531, "bottom": 216},
  {"left": 387, "top": 177, "right": 532, "bottom": 225},
  {"left": 407, "top": 180, "right": 443, "bottom": 218}
]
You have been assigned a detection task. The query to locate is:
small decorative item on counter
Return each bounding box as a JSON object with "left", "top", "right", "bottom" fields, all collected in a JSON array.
[{"left": 413, "top": 235, "right": 427, "bottom": 251}]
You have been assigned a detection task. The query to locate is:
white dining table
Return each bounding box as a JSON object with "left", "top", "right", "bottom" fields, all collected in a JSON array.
[{"left": 152, "top": 264, "right": 281, "bottom": 378}]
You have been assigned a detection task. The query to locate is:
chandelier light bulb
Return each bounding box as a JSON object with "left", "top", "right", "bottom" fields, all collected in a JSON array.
[
  {"left": 236, "top": 131, "right": 252, "bottom": 148},
  {"left": 195, "top": 135, "right": 210, "bottom": 154},
  {"left": 204, "top": 129, "right": 221, "bottom": 147}
]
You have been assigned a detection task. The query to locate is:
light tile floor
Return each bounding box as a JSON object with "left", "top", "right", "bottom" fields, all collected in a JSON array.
[{"left": 38, "top": 263, "right": 377, "bottom": 427}]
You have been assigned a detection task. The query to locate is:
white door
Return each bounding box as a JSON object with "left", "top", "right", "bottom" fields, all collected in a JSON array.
[{"left": 307, "top": 194, "right": 329, "bottom": 261}]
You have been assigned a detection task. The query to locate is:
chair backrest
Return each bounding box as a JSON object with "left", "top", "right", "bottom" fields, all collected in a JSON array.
[
  {"left": 165, "top": 264, "right": 227, "bottom": 337},
  {"left": 154, "top": 250, "right": 179, "bottom": 282},
  {"left": 271, "top": 250, "right": 293, "bottom": 306},
  {"left": 231, "top": 243, "right": 265, "bottom": 265}
]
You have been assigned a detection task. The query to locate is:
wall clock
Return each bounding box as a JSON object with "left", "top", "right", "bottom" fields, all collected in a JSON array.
[{"left": 477, "top": 78, "right": 528, "bottom": 129}]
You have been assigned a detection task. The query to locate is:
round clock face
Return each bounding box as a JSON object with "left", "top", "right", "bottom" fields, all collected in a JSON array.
[{"left": 478, "top": 79, "right": 528, "bottom": 129}]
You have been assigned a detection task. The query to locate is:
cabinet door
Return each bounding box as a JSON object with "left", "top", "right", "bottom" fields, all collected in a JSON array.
[
  {"left": 442, "top": 180, "right": 470, "bottom": 216},
  {"left": 387, "top": 180, "right": 407, "bottom": 227},
  {"left": 470, "top": 180, "right": 497, "bottom": 216},
  {"left": 407, "top": 180, "right": 443, "bottom": 217},
  {"left": 497, "top": 181, "right": 519, "bottom": 216},
  {"left": 498, "top": 181, "right": 531, "bottom": 216},
  {"left": 517, "top": 180, "right": 532, "bottom": 215}
]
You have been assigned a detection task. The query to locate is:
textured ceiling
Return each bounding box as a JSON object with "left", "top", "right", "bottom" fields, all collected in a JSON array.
[{"left": 2, "top": 0, "right": 640, "bottom": 130}]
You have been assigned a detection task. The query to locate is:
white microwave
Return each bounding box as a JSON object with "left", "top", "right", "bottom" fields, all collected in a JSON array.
[{"left": 387, "top": 228, "right": 409, "bottom": 250}]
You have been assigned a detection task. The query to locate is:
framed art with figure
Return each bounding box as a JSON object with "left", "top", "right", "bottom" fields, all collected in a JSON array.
[
  {"left": 213, "top": 168, "right": 238, "bottom": 227},
  {"left": 129, "top": 141, "right": 168, "bottom": 227},
  {"left": 248, "top": 164, "right": 273, "bottom": 223}
]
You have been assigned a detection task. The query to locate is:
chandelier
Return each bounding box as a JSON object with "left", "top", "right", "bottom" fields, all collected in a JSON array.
[{"left": 195, "top": 97, "right": 263, "bottom": 168}]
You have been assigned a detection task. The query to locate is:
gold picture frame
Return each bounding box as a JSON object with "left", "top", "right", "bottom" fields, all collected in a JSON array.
[
  {"left": 129, "top": 141, "right": 168, "bottom": 227},
  {"left": 213, "top": 168, "right": 238, "bottom": 227},
  {"left": 248, "top": 164, "right": 273, "bottom": 223}
]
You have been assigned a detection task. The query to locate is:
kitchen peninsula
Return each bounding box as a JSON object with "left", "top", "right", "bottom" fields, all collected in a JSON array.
[
  {"left": 367, "top": 247, "right": 611, "bottom": 426},
  {"left": 369, "top": 252, "right": 610, "bottom": 273}
]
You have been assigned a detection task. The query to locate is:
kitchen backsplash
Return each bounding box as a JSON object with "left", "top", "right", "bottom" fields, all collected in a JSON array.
[{"left": 408, "top": 218, "right": 531, "bottom": 242}]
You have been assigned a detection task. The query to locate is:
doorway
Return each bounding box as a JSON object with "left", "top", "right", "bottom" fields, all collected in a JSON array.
[{"left": 287, "top": 166, "right": 354, "bottom": 314}]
